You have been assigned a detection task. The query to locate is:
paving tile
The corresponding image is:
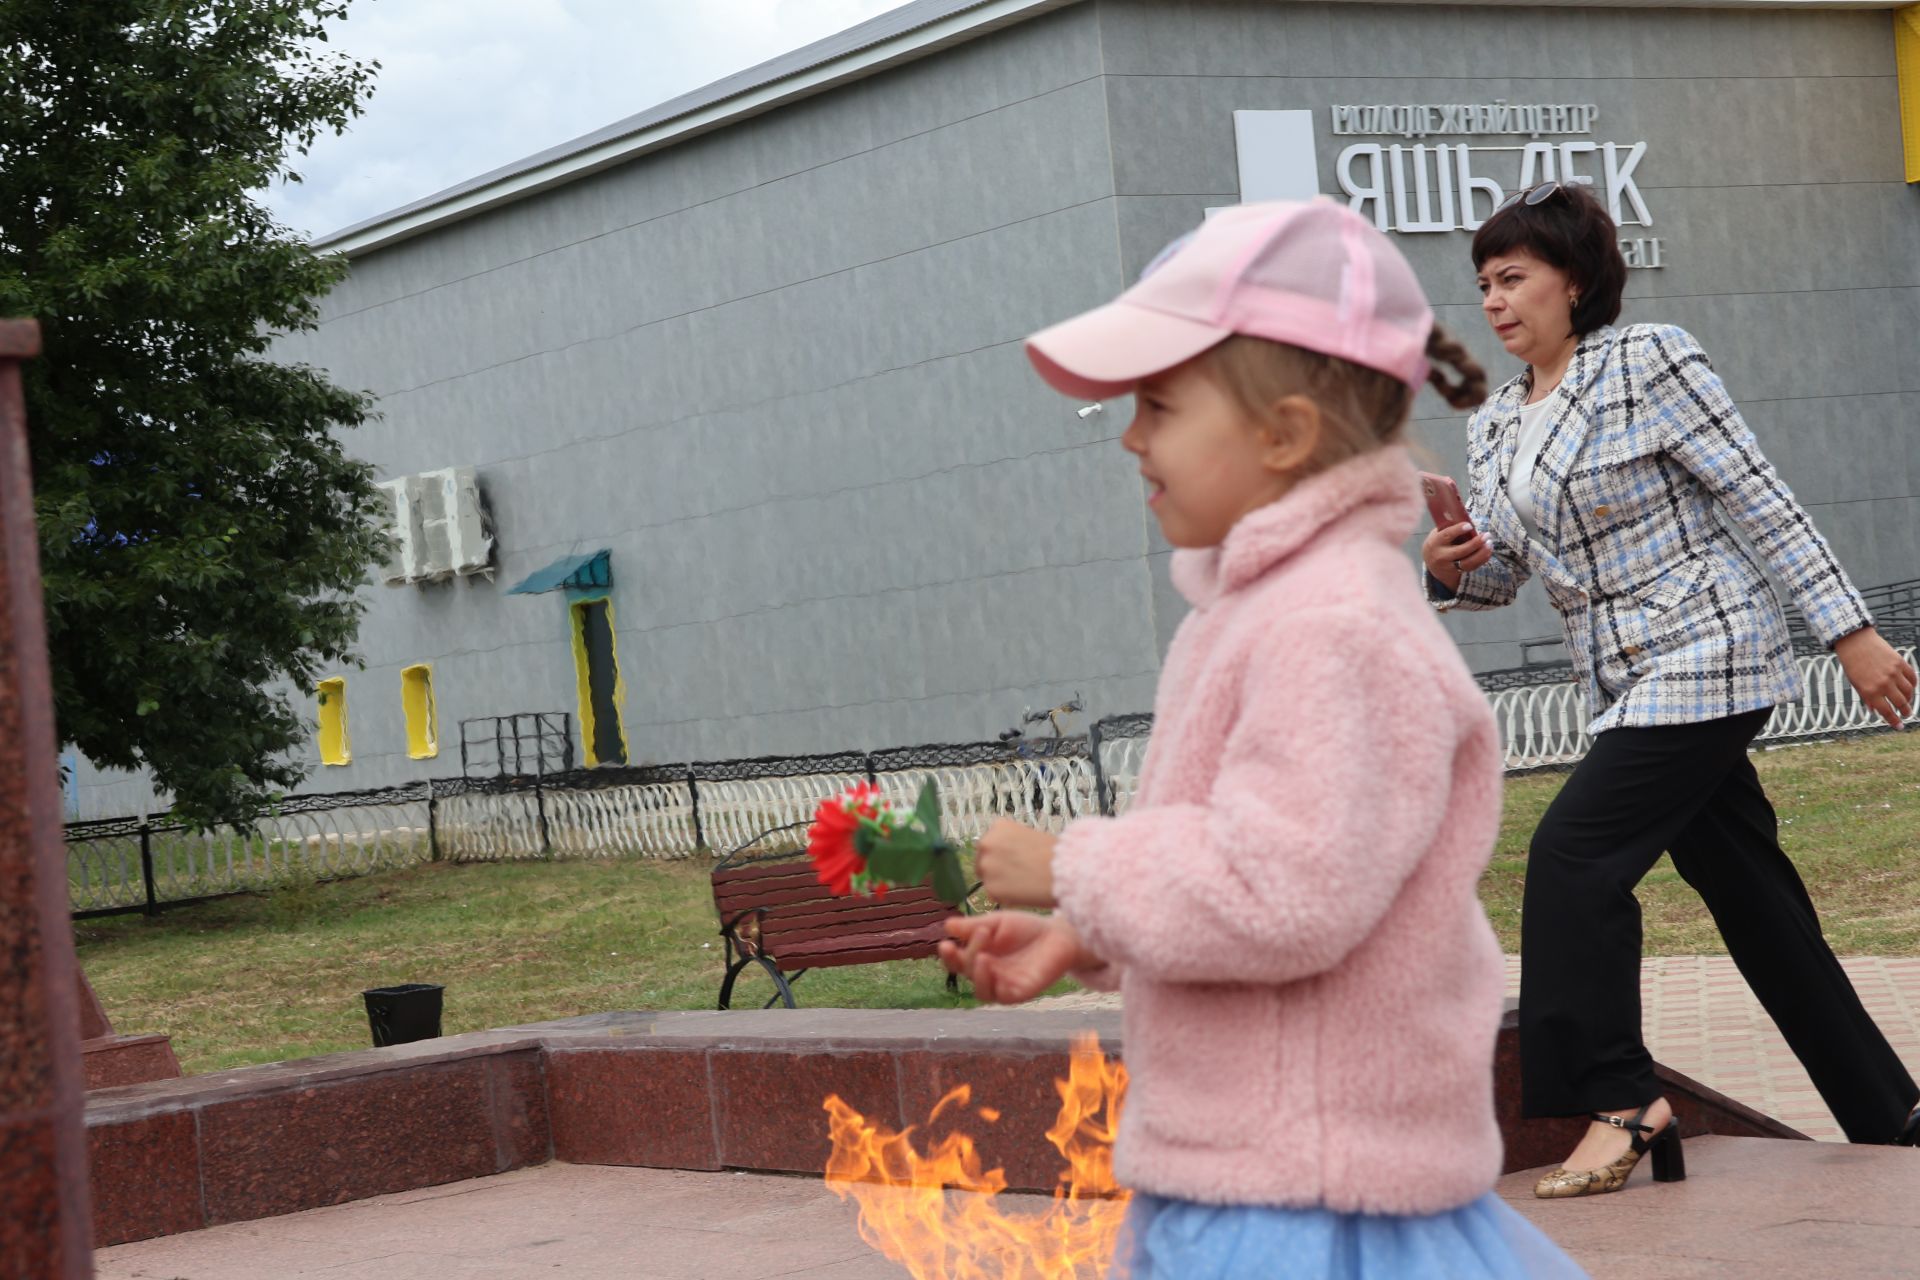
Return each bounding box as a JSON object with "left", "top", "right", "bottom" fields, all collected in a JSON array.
[
  {"left": 1502, "top": 954, "right": 1920, "bottom": 1142},
  {"left": 95, "top": 1165, "right": 945, "bottom": 1280},
  {"left": 93, "top": 1220, "right": 375, "bottom": 1276},
  {"left": 1504, "top": 1136, "right": 1920, "bottom": 1277},
  {"left": 96, "top": 1137, "right": 1920, "bottom": 1279}
]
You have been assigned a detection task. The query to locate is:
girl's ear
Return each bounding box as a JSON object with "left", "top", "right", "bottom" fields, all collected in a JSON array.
[{"left": 1263, "top": 395, "right": 1323, "bottom": 475}]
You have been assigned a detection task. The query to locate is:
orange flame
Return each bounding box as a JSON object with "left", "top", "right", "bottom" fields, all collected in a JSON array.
[{"left": 824, "top": 1032, "right": 1130, "bottom": 1279}]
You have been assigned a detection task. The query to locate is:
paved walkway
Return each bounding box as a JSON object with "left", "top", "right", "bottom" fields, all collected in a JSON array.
[
  {"left": 98, "top": 1140, "right": 1920, "bottom": 1279},
  {"left": 95, "top": 1164, "right": 908, "bottom": 1280},
  {"left": 1516, "top": 954, "right": 1920, "bottom": 1142},
  {"left": 1492, "top": 1134, "right": 1920, "bottom": 1278}
]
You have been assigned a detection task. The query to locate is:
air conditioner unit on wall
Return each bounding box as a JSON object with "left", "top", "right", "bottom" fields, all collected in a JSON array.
[
  {"left": 448, "top": 467, "right": 495, "bottom": 576},
  {"left": 374, "top": 476, "right": 428, "bottom": 585},
  {"left": 415, "top": 469, "right": 456, "bottom": 580},
  {"left": 376, "top": 467, "right": 495, "bottom": 586}
]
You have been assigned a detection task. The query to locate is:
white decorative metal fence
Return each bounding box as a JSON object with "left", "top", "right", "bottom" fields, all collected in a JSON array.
[
  {"left": 65, "top": 820, "right": 148, "bottom": 915},
  {"left": 433, "top": 788, "right": 546, "bottom": 861},
  {"left": 66, "top": 647, "right": 1914, "bottom": 915},
  {"left": 425, "top": 752, "right": 1101, "bottom": 870},
  {"left": 540, "top": 780, "right": 700, "bottom": 858},
  {"left": 696, "top": 764, "right": 871, "bottom": 856},
  {"left": 1485, "top": 645, "right": 1919, "bottom": 771},
  {"left": 872, "top": 759, "right": 1100, "bottom": 836},
  {"left": 65, "top": 785, "right": 431, "bottom": 915}
]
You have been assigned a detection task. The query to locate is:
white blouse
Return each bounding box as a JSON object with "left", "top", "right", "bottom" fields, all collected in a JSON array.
[{"left": 1507, "top": 394, "right": 1558, "bottom": 544}]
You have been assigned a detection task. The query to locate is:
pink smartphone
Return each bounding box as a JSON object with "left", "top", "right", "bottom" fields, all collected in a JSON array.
[{"left": 1418, "top": 472, "right": 1472, "bottom": 530}]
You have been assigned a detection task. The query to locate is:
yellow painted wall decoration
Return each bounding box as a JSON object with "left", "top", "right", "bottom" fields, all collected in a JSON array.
[
  {"left": 401, "top": 664, "right": 438, "bottom": 759},
  {"left": 317, "top": 677, "right": 350, "bottom": 766},
  {"left": 570, "top": 598, "right": 629, "bottom": 767},
  {"left": 1901, "top": 7, "right": 1920, "bottom": 182}
]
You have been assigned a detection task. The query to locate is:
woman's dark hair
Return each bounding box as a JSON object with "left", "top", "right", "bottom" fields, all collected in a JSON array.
[{"left": 1470, "top": 183, "right": 1626, "bottom": 334}]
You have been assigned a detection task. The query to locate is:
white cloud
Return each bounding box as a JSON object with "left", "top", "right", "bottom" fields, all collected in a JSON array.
[{"left": 261, "top": 0, "right": 911, "bottom": 239}]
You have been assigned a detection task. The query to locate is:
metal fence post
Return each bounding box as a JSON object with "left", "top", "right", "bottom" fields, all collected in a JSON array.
[
  {"left": 425, "top": 781, "right": 441, "bottom": 863},
  {"left": 139, "top": 823, "right": 158, "bottom": 916},
  {"left": 686, "top": 765, "right": 705, "bottom": 851},
  {"left": 1088, "top": 719, "right": 1112, "bottom": 817},
  {"left": 864, "top": 753, "right": 877, "bottom": 786},
  {"left": 534, "top": 775, "right": 552, "bottom": 858}
]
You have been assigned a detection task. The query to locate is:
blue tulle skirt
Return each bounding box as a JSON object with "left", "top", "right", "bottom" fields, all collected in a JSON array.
[{"left": 1113, "top": 1191, "right": 1588, "bottom": 1279}]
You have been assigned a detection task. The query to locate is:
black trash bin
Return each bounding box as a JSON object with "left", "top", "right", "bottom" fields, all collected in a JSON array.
[{"left": 362, "top": 983, "right": 444, "bottom": 1047}]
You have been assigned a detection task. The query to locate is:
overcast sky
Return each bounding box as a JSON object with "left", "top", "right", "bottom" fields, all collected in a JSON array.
[{"left": 259, "top": 0, "right": 910, "bottom": 241}]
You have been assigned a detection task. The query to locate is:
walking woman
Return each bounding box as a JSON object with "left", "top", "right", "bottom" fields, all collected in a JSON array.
[{"left": 1423, "top": 182, "right": 1920, "bottom": 1197}]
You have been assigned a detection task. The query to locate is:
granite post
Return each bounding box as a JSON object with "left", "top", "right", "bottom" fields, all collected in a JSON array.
[{"left": 0, "top": 317, "right": 94, "bottom": 1277}]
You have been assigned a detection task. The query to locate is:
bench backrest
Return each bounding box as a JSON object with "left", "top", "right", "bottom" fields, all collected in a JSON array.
[{"left": 712, "top": 856, "right": 952, "bottom": 955}]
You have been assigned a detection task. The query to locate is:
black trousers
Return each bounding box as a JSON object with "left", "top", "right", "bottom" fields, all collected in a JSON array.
[{"left": 1518, "top": 707, "right": 1917, "bottom": 1142}]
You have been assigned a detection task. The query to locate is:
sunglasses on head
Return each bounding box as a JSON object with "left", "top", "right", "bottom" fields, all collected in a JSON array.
[{"left": 1494, "top": 181, "right": 1569, "bottom": 214}]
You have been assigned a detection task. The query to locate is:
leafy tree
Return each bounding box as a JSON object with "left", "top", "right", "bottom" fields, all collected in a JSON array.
[{"left": 0, "top": 0, "right": 386, "bottom": 826}]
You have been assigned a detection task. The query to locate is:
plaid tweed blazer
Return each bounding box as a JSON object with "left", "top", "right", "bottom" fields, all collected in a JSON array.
[{"left": 1429, "top": 323, "right": 1872, "bottom": 732}]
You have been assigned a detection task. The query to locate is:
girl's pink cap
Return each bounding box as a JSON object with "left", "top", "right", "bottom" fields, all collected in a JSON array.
[{"left": 1025, "top": 199, "right": 1433, "bottom": 399}]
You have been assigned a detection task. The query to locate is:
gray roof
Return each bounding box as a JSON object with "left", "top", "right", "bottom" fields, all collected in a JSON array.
[{"left": 311, "top": 0, "right": 1067, "bottom": 250}]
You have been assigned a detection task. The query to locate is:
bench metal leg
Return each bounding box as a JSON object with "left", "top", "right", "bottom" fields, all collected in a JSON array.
[
  {"left": 717, "top": 954, "right": 752, "bottom": 1011},
  {"left": 760, "top": 966, "right": 804, "bottom": 1010},
  {"left": 760, "top": 961, "right": 798, "bottom": 1010},
  {"left": 719, "top": 954, "right": 800, "bottom": 1011}
]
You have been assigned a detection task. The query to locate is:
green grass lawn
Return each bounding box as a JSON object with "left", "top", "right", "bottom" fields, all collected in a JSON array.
[
  {"left": 74, "top": 856, "right": 978, "bottom": 1074},
  {"left": 75, "top": 730, "right": 1920, "bottom": 1076},
  {"left": 1480, "top": 730, "right": 1920, "bottom": 953}
]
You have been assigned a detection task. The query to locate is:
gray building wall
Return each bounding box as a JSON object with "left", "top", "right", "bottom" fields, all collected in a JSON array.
[
  {"left": 76, "top": 3, "right": 1158, "bottom": 815},
  {"left": 1098, "top": 1, "right": 1919, "bottom": 665},
  {"left": 71, "top": 0, "right": 1919, "bottom": 816}
]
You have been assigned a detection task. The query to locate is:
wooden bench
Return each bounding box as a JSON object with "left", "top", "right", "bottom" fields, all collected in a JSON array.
[{"left": 711, "top": 827, "right": 964, "bottom": 1010}]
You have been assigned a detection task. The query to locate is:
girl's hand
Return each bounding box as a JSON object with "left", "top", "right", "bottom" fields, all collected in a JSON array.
[
  {"left": 974, "top": 819, "right": 1058, "bottom": 907},
  {"left": 1834, "top": 626, "right": 1918, "bottom": 728},
  {"left": 1421, "top": 522, "right": 1490, "bottom": 591},
  {"left": 939, "top": 912, "right": 1092, "bottom": 1005}
]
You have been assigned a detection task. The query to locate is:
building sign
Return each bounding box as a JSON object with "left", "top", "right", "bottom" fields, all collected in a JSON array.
[
  {"left": 1332, "top": 101, "right": 1602, "bottom": 139},
  {"left": 1234, "top": 107, "right": 1666, "bottom": 268}
]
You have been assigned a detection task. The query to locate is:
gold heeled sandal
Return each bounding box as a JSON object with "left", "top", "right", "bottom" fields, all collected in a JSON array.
[{"left": 1534, "top": 1101, "right": 1685, "bottom": 1199}]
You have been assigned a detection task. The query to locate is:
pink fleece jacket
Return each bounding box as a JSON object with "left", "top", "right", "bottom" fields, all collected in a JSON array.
[{"left": 1051, "top": 445, "right": 1507, "bottom": 1216}]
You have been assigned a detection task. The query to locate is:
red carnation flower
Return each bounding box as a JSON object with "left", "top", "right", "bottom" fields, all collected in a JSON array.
[{"left": 807, "top": 783, "right": 883, "bottom": 897}]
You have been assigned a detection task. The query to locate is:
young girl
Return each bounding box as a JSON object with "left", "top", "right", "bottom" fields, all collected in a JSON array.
[{"left": 941, "top": 200, "right": 1587, "bottom": 1279}]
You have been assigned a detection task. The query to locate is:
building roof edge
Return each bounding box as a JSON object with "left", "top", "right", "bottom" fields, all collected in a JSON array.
[{"left": 311, "top": 0, "right": 1903, "bottom": 258}]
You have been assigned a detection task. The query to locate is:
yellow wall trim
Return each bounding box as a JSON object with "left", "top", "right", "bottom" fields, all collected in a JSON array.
[
  {"left": 317, "top": 677, "right": 351, "bottom": 766},
  {"left": 401, "top": 664, "right": 439, "bottom": 759},
  {"left": 570, "top": 599, "right": 629, "bottom": 767},
  {"left": 1901, "top": 7, "right": 1920, "bottom": 183}
]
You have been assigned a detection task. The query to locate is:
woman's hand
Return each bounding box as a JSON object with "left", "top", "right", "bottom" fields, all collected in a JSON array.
[
  {"left": 974, "top": 819, "right": 1058, "bottom": 908},
  {"left": 1421, "top": 522, "right": 1491, "bottom": 591},
  {"left": 1834, "top": 626, "right": 1918, "bottom": 729},
  {"left": 939, "top": 912, "right": 1092, "bottom": 1005}
]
